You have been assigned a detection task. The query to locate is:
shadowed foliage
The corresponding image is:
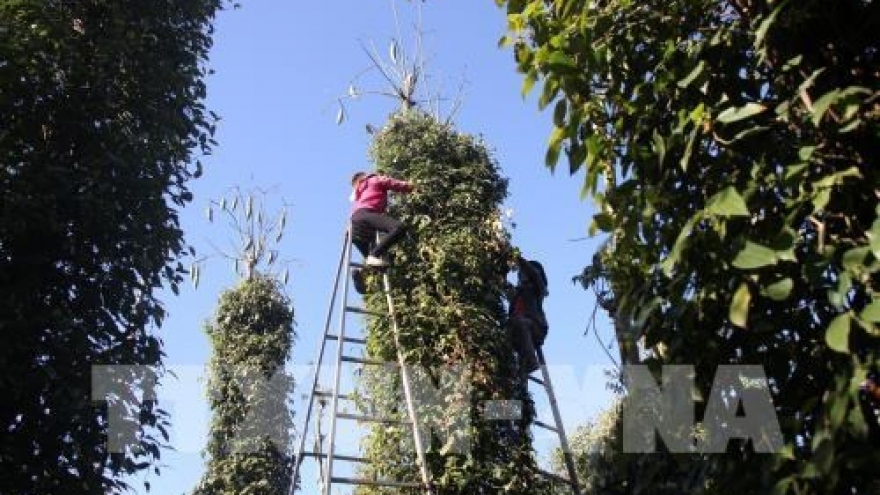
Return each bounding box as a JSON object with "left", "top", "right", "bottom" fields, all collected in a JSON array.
[
  {"left": 0, "top": 0, "right": 225, "bottom": 492},
  {"left": 500, "top": 0, "right": 879, "bottom": 493}
]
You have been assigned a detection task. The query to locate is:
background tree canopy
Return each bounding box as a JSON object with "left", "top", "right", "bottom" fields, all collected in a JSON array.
[
  {"left": 0, "top": 0, "right": 224, "bottom": 492},
  {"left": 499, "top": 0, "right": 879, "bottom": 493}
]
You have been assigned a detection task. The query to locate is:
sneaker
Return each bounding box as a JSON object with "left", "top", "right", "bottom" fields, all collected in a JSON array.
[
  {"left": 351, "top": 268, "right": 367, "bottom": 294},
  {"left": 365, "top": 255, "right": 390, "bottom": 268}
]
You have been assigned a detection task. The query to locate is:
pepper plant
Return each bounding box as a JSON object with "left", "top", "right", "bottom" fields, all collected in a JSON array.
[{"left": 354, "top": 110, "right": 552, "bottom": 494}]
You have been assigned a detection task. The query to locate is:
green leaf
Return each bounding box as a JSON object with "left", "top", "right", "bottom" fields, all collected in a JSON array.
[
  {"left": 842, "top": 246, "right": 869, "bottom": 273},
  {"left": 590, "top": 212, "right": 613, "bottom": 234},
  {"left": 522, "top": 70, "right": 537, "bottom": 97},
  {"left": 798, "top": 145, "right": 816, "bottom": 161},
  {"left": 652, "top": 130, "right": 666, "bottom": 167},
  {"left": 677, "top": 60, "right": 705, "bottom": 89},
  {"left": 811, "top": 86, "right": 870, "bottom": 127},
  {"left": 859, "top": 299, "right": 880, "bottom": 323},
  {"left": 827, "top": 272, "right": 851, "bottom": 309},
  {"left": 762, "top": 278, "right": 793, "bottom": 301},
  {"left": 733, "top": 241, "right": 778, "bottom": 269},
  {"left": 812, "top": 188, "right": 831, "bottom": 211},
  {"left": 706, "top": 186, "right": 750, "bottom": 217},
  {"left": 785, "top": 163, "right": 808, "bottom": 181},
  {"left": 661, "top": 216, "right": 697, "bottom": 275},
  {"left": 730, "top": 282, "right": 751, "bottom": 328},
  {"left": 538, "top": 78, "right": 559, "bottom": 108},
  {"left": 553, "top": 99, "right": 567, "bottom": 126},
  {"left": 771, "top": 476, "right": 795, "bottom": 495},
  {"left": 680, "top": 127, "right": 698, "bottom": 171},
  {"left": 545, "top": 126, "right": 565, "bottom": 168},
  {"left": 546, "top": 51, "right": 575, "bottom": 70},
  {"left": 754, "top": 1, "right": 785, "bottom": 49},
  {"left": 825, "top": 313, "right": 852, "bottom": 353},
  {"left": 717, "top": 102, "right": 767, "bottom": 124}
]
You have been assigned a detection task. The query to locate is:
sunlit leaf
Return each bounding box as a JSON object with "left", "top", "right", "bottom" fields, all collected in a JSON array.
[
  {"left": 825, "top": 313, "right": 852, "bottom": 353},
  {"left": 859, "top": 299, "right": 880, "bottom": 323},
  {"left": 733, "top": 242, "right": 778, "bottom": 269},
  {"left": 717, "top": 103, "right": 767, "bottom": 124},
  {"left": 706, "top": 186, "right": 749, "bottom": 217},
  {"left": 730, "top": 282, "right": 751, "bottom": 328},
  {"left": 677, "top": 60, "right": 705, "bottom": 88},
  {"left": 761, "top": 278, "right": 793, "bottom": 301}
]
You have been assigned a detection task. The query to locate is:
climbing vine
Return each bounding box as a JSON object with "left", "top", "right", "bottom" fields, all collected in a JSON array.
[
  {"left": 354, "top": 110, "right": 552, "bottom": 494},
  {"left": 194, "top": 275, "right": 295, "bottom": 495}
]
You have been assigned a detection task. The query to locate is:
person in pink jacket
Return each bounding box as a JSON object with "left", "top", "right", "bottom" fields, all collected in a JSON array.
[{"left": 349, "top": 171, "right": 415, "bottom": 292}]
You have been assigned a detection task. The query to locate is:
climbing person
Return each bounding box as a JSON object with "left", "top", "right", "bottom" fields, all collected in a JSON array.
[
  {"left": 349, "top": 171, "right": 415, "bottom": 294},
  {"left": 506, "top": 254, "right": 549, "bottom": 374}
]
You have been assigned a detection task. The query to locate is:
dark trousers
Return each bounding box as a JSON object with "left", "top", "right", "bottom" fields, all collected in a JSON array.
[
  {"left": 351, "top": 208, "right": 407, "bottom": 258},
  {"left": 508, "top": 316, "right": 542, "bottom": 371}
]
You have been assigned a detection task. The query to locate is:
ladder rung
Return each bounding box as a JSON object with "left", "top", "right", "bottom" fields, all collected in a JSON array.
[
  {"left": 326, "top": 334, "right": 367, "bottom": 345},
  {"left": 301, "top": 452, "right": 369, "bottom": 463},
  {"left": 534, "top": 420, "right": 559, "bottom": 433},
  {"left": 331, "top": 477, "right": 421, "bottom": 489},
  {"left": 349, "top": 261, "right": 366, "bottom": 268},
  {"left": 341, "top": 355, "right": 397, "bottom": 367},
  {"left": 313, "top": 390, "right": 355, "bottom": 401},
  {"left": 345, "top": 305, "right": 387, "bottom": 318},
  {"left": 537, "top": 469, "right": 575, "bottom": 486},
  {"left": 337, "top": 412, "right": 411, "bottom": 425},
  {"left": 528, "top": 375, "right": 545, "bottom": 385}
]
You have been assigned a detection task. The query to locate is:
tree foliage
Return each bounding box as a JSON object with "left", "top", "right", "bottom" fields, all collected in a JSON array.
[
  {"left": 0, "top": 0, "right": 224, "bottom": 492},
  {"left": 500, "top": 0, "right": 879, "bottom": 493},
  {"left": 353, "top": 110, "right": 551, "bottom": 494},
  {"left": 194, "top": 275, "right": 295, "bottom": 495},
  {"left": 552, "top": 400, "right": 700, "bottom": 495}
]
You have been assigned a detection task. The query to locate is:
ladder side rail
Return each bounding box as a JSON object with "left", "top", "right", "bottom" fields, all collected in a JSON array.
[
  {"left": 289, "top": 230, "right": 349, "bottom": 495},
  {"left": 382, "top": 273, "right": 434, "bottom": 493},
  {"left": 321, "top": 230, "right": 356, "bottom": 495},
  {"left": 536, "top": 347, "right": 582, "bottom": 495}
]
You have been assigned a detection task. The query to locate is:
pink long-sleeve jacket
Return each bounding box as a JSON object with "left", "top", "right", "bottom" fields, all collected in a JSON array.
[{"left": 351, "top": 174, "right": 413, "bottom": 213}]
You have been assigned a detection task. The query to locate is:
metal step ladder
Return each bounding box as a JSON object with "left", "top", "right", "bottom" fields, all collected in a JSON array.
[
  {"left": 289, "top": 229, "right": 434, "bottom": 495},
  {"left": 528, "top": 348, "right": 582, "bottom": 495}
]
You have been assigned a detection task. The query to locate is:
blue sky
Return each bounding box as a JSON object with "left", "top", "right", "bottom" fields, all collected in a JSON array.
[{"left": 133, "top": 1, "right": 617, "bottom": 493}]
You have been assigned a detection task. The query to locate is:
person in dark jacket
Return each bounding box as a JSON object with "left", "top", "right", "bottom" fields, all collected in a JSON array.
[
  {"left": 348, "top": 171, "right": 415, "bottom": 293},
  {"left": 507, "top": 255, "right": 548, "bottom": 374}
]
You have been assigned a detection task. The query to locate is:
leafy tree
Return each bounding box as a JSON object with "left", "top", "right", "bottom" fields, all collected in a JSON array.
[
  {"left": 499, "top": 0, "right": 879, "bottom": 493},
  {"left": 0, "top": 0, "right": 224, "bottom": 492},
  {"left": 553, "top": 399, "right": 707, "bottom": 495},
  {"left": 194, "top": 194, "right": 295, "bottom": 495},
  {"left": 353, "top": 110, "right": 551, "bottom": 494}
]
